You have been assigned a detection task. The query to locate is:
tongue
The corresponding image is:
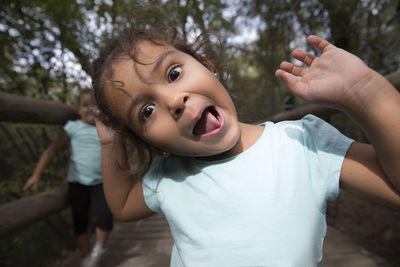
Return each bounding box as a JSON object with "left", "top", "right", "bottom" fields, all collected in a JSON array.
[{"left": 193, "top": 109, "right": 221, "bottom": 135}]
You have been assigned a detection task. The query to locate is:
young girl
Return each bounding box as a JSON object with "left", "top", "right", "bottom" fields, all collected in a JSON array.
[
  {"left": 23, "top": 89, "right": 113, "bottom": 267},
  {"left": 92, "top": 27, "right": 400, "bottom": 266}
]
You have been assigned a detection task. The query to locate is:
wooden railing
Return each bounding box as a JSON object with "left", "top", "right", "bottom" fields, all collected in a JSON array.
[
  {"left": 0, "top": 71, "right": 399, "bottom": 238},
  {"left": 0, "top": 93, "right": 78, "bottom": 238},
  {"left": 0, "top": 92, "right": 79, "bottom": 124},
  {"left": 0, "top": 188, "right": 68, "bottom": 237}
]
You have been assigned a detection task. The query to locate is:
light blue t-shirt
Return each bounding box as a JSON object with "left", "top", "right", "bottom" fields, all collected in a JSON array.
[
  {"left": 63, "top": 120, "right": 102, "bottom": 185},
  {"left": 143, "top": 115, "right": 354, "bottom": 267}
]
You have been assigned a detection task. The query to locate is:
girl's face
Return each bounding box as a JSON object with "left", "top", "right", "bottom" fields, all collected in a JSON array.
[
  {"left": 105, "top": 41, "right": 241, "bottom": 158},
  {"left": 78, "top": 93, "right": 95, "bottom": 125}
]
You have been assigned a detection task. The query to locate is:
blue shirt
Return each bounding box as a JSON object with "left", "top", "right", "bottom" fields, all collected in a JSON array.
[
  {"left": 143, "top": 115, "right": 354, "bottom": 266},
  {"left": 63, "top": 120, "right": 102, "bottom": 185}
]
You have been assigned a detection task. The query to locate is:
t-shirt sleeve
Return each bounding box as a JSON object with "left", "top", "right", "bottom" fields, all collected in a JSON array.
[
  {"left": 301, "top": 114, "right": 354, "bottom": 214},
  {"left": 63, "top": 120, "right": 75, "bottom": 136},
  {"left": 142, "top": 157, "right": 163, "bottom": 213}
]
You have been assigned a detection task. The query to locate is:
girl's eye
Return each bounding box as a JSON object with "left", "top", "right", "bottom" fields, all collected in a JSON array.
[
  {"left": 141, "top": 104, "right": 155, "bottom": 120},
  {"left": 168, "top": 66, "right": 182, "bottom": 82}
]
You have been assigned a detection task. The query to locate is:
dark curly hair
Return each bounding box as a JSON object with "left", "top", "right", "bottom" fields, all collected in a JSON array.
[{"left": 92, "top": 25, "right": 225, "bottom": 181}]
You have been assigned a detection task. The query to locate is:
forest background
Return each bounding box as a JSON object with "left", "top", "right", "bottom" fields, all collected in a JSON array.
[{"left": 1, "top": 0, "right": 400, "bottom": 266}]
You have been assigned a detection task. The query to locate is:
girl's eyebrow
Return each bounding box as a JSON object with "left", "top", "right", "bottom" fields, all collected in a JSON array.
[{"left": 151, "top": 50, "right": 177, "bottom": 75}]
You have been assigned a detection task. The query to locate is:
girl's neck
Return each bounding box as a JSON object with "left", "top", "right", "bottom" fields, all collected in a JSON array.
[{"left": 199, "top": 122, "right": 264, "bottom": 161}]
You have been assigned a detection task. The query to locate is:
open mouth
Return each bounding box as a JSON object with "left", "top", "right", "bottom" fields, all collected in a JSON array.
[{"left": 192, "top": 106, "right": 222, "bottom": 136}]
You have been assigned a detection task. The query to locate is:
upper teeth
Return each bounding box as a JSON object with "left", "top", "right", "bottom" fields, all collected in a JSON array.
[{"left": 210, "top": 108, "right": 220, "bottom": 121}]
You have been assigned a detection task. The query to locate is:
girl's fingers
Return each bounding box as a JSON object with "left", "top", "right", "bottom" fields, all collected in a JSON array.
[
  {"left": 90, "top": 106, "right": 100, "bottom": 116},
  {"left": 292, "top": 49, "right": 316, "bottom": 66},
  {"left": 307, "top": 35, "right": 334, "bottom": 52},
  {"left": 92, "top": 108, "right": 108, "bottom": 125},
  {"left": 280, "top": 61, "right": 305, "bottom": 77}
]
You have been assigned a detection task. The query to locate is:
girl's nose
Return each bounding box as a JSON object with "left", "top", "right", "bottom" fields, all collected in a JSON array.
[{"left": 167, "top": 93, "right": 189, "bottom": 120}]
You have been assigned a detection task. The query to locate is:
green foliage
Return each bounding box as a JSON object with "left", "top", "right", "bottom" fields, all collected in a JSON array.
[
  {"left": 0, "top": 122, "right": 70, "bottom": 266},
  {"left": 236, "top": 0, "right": 400, "bottom": 119},
  {"left": 0, "top": 210, "right": 73, "bottom": 267},
  {"left": 0, "top": 123, "right": 68, "bottom": 204}
]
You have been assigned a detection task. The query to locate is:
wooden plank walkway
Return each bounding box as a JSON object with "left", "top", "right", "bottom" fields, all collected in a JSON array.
[{"left": 56, "top": 214, "right": 390, "bottom": 267}]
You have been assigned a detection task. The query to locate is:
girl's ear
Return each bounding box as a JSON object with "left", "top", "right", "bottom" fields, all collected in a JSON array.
[{"left": 198, "top": 55, "right": 216, "bottom": 73}]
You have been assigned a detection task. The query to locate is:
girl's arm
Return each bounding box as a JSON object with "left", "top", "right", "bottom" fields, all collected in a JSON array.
[
  {"left": 340, "top": 142, "right": 400, "bottom": 209},
  {"left": 276, "top": 35, "right": 400, "bottom": 209},
  {"left": 95, "top": 116, "right": 155, "bottom": 221},
  {"left": 339, "top": 68, "right": 400, "bottom": 209},
  {"left": 22, "top": 131, "right": 70, "bottom": 191}
]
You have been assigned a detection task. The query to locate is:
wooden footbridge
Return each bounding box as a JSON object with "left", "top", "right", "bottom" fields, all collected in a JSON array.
[
  {"left": 1, "top": 72, "right": 399, "bottom": 267},
  {"left": 55, "top": 213, "right": 390, "bottom": 267}
]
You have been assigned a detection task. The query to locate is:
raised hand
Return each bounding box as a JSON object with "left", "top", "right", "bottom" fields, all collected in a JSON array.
[
  {"left": 275, "top": 35, "right": 374, "bottom": 110},
  {"left": 92, "top": 107, "right": 121, "bottom": 145}
]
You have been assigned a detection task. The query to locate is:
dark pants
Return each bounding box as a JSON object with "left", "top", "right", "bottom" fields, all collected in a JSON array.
[{"left": 67, "top": 182, "right": 113, "bottom": 235}]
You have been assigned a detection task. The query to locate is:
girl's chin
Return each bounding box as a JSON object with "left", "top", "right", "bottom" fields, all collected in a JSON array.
[{"left": 82, "top": 118, "right": 96, "bottom": 125}]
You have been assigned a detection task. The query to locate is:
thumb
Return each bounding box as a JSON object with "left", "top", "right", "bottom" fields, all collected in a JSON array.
[{"left": 275, "top": 69, "right": 310, "bottom": 100}]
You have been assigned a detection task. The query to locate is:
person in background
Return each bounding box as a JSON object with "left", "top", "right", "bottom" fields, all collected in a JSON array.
[{"left": 23, "top": 89, "right": 113, "bottom": 267}]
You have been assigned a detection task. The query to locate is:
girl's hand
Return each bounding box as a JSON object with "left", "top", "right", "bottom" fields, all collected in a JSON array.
[
  {"left": 22, "top": 176, "right": 39, "bottom": 192},
  {"left": 93, "top": 108, "right": 120, "bottom": 145},
  {"left": 275, "top": 35, "right": 374, "bottom": 110}
]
